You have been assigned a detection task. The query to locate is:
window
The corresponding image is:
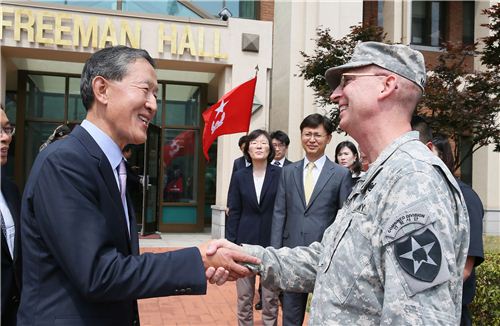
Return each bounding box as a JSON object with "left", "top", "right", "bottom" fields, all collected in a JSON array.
[
  {"left": 31, "top": 0, "right": 258, "bottom": 20},
  {"left": 377, "top": 1, "right": 384, "bottom": 27},
  {"left": 463, "top": 1, "right": 475, "bottom": 45},
  {"left": 26, "top": 75, "right": 65, "bottom": 120},
  {"left": 122, "top": 0, "right": 201, "bottom": 18},
  {"left": 411, "top": 1, "right": 446, "bottom": 47}
]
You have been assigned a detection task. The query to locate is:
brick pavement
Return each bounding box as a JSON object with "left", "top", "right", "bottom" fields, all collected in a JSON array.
[{"left": 138, "top": 247, "right": 310, "bottom": 326}]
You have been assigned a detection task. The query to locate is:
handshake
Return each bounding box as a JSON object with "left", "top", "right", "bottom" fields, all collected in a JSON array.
[{"left": 198, "top": 239, "right": 260, "bottom": 286}]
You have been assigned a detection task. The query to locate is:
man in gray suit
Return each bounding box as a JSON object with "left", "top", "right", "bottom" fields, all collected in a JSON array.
[{"left": 270, "top": 113, "right": 352, "bottom": 325}]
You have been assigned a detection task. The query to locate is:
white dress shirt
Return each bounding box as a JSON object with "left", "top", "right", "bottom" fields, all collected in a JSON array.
[{"left": 81, "top": 120, "right": 130, "bottom": 234}]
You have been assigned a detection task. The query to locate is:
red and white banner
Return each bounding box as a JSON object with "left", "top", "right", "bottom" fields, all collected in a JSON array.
[{"left": 202, "top": 76, "right": 257, "bottom": 160}]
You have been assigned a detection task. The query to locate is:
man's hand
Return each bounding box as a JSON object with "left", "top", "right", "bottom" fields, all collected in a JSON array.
[
  {"left": 205, "top": 267, "right": 229, "bottom": 285},
  {"left": 199, "top": 239, "right": 260, "bottom": 283}
]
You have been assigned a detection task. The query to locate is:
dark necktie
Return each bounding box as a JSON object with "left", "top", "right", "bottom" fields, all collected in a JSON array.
[
  {"left": 0, "top": 209, "right": 12, "bottom": 258},
  {"left": 0, "top": 210, "right": 7, "bottom": 241},
  {"left": 274, "top": 161, "right": 281, "bottom": 166}
]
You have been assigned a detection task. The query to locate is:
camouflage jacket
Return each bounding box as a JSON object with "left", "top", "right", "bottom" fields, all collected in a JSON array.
[{"left": 244, "top": 131, "right": 469, "bottom": 325}]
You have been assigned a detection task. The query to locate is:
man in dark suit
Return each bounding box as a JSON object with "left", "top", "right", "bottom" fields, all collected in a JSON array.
[
  {"left": 18, "top": 46, "right": 256, "bottom": 325},
  {"left": 232, "top": 135, "right": 250, "bottom": 172},
  {"left": 122, "top": 144, "right": 143, "bottom": 220},
  {"left": 270, "top": 113, "right": 352, "bottom": 326},
  {"left": 270, "top": 130, "right": 292, "bottom": 168},
  {"left": 1, "top": 107, "right": 21, "bottom": 326}
]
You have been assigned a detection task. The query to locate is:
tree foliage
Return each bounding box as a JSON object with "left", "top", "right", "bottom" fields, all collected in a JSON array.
[
  {"left": 416, "top": 3, "right": 500, "bottom": 172},
  {"left": 297, "top": 25, "right": 385, "bottom": 132},
  {"left": 297, "top": 5, "right": 500, "bottom": 172},
  {"left": 481, "top": 3, "right": 500, "bottom": 68},
  {"left": 416, "top": 41, "right": 500, "bottom": 172}
]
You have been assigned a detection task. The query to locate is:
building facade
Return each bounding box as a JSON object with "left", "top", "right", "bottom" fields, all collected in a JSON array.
[
  {"left": 0, "top": 0, "right": 272, "bottom": 234},
  {"left": 1, "top": 0, "right": 498, "bottom": 235}
]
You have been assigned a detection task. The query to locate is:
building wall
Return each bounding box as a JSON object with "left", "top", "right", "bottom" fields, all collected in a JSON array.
[
  {"left": 259, "top": 0, "right": 274, "bottom": 22},
  {"left": 270, "top": 1, "right": 363, "bottom": 162}
]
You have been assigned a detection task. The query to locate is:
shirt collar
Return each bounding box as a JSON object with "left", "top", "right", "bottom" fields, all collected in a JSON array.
[
  {"left": 81, "top": 119, "right": 123, "bottom": 171},
  {"left": 304, "top": 154, "right": 326, "bottom": 170},
  {"left": 273, "top": 157, "right": 286, "bottom": 166}
]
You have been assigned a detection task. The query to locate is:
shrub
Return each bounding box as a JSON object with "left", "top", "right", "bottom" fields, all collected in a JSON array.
[{"left": 469, "top": 251, "right": 500, "bottom": 325}]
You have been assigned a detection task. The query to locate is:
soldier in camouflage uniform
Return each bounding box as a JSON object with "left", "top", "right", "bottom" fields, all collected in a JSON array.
[{"left": 209, "top": 42, "right": 470, "bottom": 325}]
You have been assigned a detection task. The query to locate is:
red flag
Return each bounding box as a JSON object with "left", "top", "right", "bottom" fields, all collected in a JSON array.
[
  {"left": 163, "top": 130, "right": 195, "bottom": 166},
  {"left": 202, "top": 76, "right": 257, "bottom": 160}
]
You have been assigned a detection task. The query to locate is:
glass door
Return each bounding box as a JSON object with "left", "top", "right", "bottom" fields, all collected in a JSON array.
[{"left": 141, "top": 124, "right": 161, "bottom": 235}]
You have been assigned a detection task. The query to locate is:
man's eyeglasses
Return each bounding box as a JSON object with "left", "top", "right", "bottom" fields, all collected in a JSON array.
[
  {"left": 302, "top": 133, "right": 326, "bottom": 140},
  {"left": 338, "top": 73, "right": 387, "bottom": 90},
  {"left": 272, "top": 142, "right": 286, "bottom": 149},
  {"left": 1, "top": 126, "right": 15, "bottom": 136}
]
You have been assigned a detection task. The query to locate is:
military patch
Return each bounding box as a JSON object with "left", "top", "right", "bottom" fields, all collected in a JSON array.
[{"left": 395, "top": 228, "right": 441, "bottom": 282}]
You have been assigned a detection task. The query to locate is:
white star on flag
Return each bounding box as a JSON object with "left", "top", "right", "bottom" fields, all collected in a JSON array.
[
  {"left": 214, "top": 99, "right": 228, "bottom": 118},
  {"left": 399, "top": 237, "right": 437, "bottom": 274}
]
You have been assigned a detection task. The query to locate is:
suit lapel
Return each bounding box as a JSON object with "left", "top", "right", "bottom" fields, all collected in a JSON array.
[
  {"left": 259, "top": 165, "right": 274, "bottom": 205},
  {"left": 307, "top": 158, "right": 335, "bottom": 209},
  {"left": 292, "top": 160, "right": 306, "bottom": 208},
  {"left": 73, "top": 126, "right": 131, "bottom": 249},
  {"left": 1, "top": 232, "right": 11, "bottom": 261},
  {"left": 127, "top": 192, "right": 139, "bottom": 255},
  {"left": 242, "top": 168, "right": 259, "bottom": 208}
]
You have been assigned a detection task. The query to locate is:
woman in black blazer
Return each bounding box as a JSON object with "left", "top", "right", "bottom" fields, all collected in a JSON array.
[{"left": 226, "top": 129, "right": 281, "bottom": 326}]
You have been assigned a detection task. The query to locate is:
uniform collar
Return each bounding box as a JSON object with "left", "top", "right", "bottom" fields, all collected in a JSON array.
[{"left": 360, "top": 131, "right": 419, "bottom": 183}]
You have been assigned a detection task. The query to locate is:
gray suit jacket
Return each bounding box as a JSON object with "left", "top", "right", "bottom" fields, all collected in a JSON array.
[{"left": 270, "top": 157, "right": 352, "bottom": 248}]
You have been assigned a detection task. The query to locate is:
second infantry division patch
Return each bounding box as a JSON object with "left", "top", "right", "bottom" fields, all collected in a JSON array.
[{"left": 395, "top": 228, "right": 442, "bottom": 282}]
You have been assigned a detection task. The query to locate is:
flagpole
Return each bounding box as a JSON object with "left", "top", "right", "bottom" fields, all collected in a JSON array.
[{"left": 248, "top": 65, "right": 259, "bottom": 135}]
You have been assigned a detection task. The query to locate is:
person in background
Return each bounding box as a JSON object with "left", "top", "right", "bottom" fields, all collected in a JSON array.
[
  {"left": 431, "top": 134, "right": 484, "bottom": 326},
  {"left": 411, "top": 116, "right": 484, "bottom": 326},
  {"left": 270, "top": 113, "right": 352, "bottom": 326},
  {"left": 232, "top": 135, "right": 251, "bottom": 172},
  {"left": 270, "top": 130, "right": 292, "bottom": 168},
  {"left": 1, "top": 106, "right": 22, "bottom": 326},
  {"left": 251, "top": 129, "right": 292, "bottom": 311},
  {"left": 39, "top": 124, "right": 72, "bottom": 152},
  {"left": 122, "top": 144, "right": 143, "bottom": 220},
  {"left": 334, "top": 140, "right": 362, "bottom": 182},
  {"left": 226, "top": 129, "right": 281, "bottom": 326}
]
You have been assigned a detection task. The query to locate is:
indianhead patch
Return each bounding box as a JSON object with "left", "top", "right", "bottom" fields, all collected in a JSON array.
[{"left": 395, "top": 228, "right": 442, "bottom": 282}]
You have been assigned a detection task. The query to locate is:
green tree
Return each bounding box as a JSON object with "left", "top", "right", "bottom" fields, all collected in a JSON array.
[
  {"left": 297, "top": 24, "right": 385, "bottom": 131},
  {"left": 416, "top": 3, "right": 500, "bottom": 172},
  {"left": 416, "top": 41, "right": 500, "bottom": 173}
]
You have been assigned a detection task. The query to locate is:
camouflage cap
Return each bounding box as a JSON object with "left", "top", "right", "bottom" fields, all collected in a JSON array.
[{"left": 325, "top": 42, "right": 426, "bottom": 93}]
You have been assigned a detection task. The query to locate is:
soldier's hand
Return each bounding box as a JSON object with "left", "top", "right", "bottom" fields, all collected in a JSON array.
[{"left": 199, "top": 240, "right": 260, "bottom": 283}]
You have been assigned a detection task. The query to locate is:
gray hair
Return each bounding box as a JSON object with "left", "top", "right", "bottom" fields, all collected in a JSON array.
[{"left": 80, "top": 46, "right": 155, "bottom": 110}]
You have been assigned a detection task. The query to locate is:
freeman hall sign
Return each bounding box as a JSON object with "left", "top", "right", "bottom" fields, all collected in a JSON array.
[{"left": 0, "top": 4, "right": 228, "bottom": 60}]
